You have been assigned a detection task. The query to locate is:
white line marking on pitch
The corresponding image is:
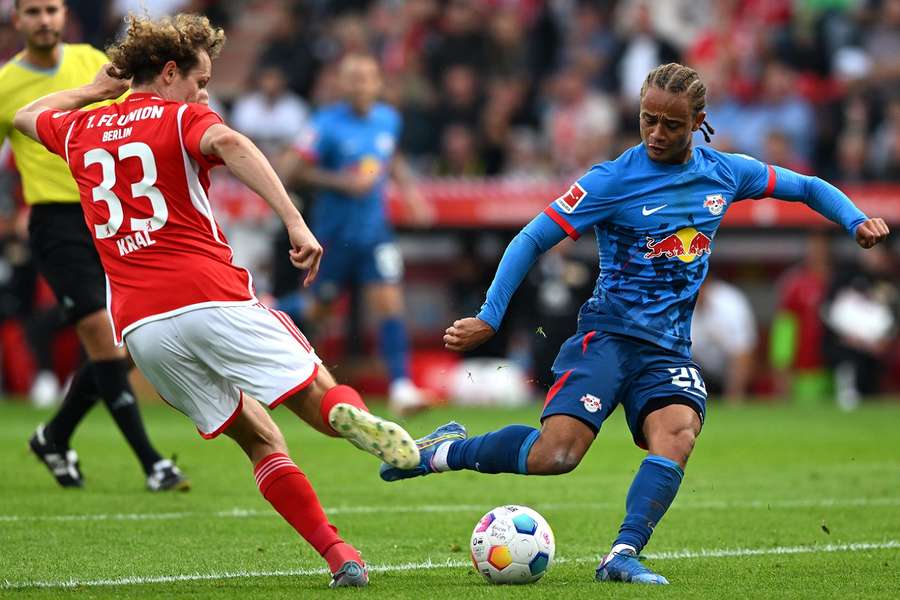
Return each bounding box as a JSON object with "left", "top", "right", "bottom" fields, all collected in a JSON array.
[
  {"left": 1, "top": 496, "right": 898, "bottom": 524},
  {"left": 2, "top": 541, "right": 897, "bottom": 589}
]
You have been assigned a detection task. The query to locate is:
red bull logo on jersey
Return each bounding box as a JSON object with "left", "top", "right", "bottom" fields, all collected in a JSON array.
[
  {"left": 704, "top": 193, "right": 726, "bottom": 215},
  {"left": 644, "top": 227, "right": 712, "bottom": 263}
]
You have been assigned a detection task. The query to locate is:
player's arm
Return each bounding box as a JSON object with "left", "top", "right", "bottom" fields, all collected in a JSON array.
[
  {"left": 279, "top": 143, "right": 374, "bottom": 197},
  {"left": 200, "top": 124, "right": 322, "bottom": 285},
  {"left": 444, "top": 212, "right": 566, "bottom": 351},
  {"left": 390, "top": 153, "right": 434, "bottom": 225},
  {"left": 12, "top": 65, "right": 128, "bottom": 142},
  {"left": 756, "top": 164, "right": 889, "bottom": 249}
]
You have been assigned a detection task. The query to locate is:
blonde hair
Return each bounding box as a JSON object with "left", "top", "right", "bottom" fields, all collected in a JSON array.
[{"left": 106, "top": 13, "right": 225, "bottom": 85}]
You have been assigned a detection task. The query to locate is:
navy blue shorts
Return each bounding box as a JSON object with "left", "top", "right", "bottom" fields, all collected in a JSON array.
[
  {"left": 312, "top": 240, "right": 404, "bottom": 302},
  {"left": 541, "top": 330, "right": 707, "bottom": 449}
]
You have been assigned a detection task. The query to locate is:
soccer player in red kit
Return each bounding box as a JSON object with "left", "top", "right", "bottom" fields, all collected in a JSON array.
[{"left": 13, "top": 13, "right": 420, "bottom": 588}]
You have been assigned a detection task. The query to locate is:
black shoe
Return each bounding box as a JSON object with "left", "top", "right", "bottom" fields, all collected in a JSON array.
[
  {"left": 146, "top": 458, "right": 191, "bottom": 492},
  {"left": 29, "top": 424, "right": 83, "bottom": 488}
]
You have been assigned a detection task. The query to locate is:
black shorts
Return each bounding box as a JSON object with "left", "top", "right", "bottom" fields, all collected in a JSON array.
[{"left": 28, "top": 203, "right": 106, "bottom": 324}]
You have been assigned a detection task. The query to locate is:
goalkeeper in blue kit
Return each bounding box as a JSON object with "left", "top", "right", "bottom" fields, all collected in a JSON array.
[{"left": 379, "top": 63, "right": 890, "bottom": 584}]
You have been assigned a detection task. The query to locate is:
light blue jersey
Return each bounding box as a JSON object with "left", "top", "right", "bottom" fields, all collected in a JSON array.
[
  {"left": 296, "top": 101, "right": 401, "bottom": 245},
  {"left": 478, "top": 144, "right": 867, "bottom": 357}
]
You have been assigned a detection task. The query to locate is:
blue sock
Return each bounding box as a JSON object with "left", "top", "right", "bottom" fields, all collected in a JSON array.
[
  {"left": 445, "top": 425, "right": 540, "bottom": 474},
  {"left": 379, "top": 317, "right": 409, "bottom": 381},
  {"left": 614, "top": 455, "right": 684, "bottom": 553}
]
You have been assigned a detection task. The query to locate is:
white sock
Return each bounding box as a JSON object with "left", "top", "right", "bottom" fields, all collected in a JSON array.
[
  {"left": 430, "top": 441, "right": 455, "bottom": 472},
  {"left": 609, "top": 543, "right": 637, "bottom": 559}
]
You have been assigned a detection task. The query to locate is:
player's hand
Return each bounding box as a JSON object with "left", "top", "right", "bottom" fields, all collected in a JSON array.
[
  {"left": 342, "top": 171, "right": 379, "bottom": 197},
  {"left": 855, "top": 218, "right": 889, "bottom": 249},
  {"left": 286, "top": 223, "right": 323, "bottom": 287},
  {"left": 444, "top": 318, "right": 495, "bottom": 352},
  {"left": 90, "top": 64, "right": 131, "bottom": 100}
]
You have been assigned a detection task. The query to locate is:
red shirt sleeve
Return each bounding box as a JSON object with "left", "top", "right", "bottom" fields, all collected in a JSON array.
[
  {"left": 180, "top": 103, "right": 225, "bottom": 170},
  {"left": 35, "top": 109, "right": 80, "bottom": 162}
]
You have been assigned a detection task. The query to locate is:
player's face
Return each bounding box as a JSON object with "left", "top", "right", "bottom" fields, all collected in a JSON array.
[
  {"left": 639, "top": 86, "right": 705, "bottom": 164},
  {"left": 341, "top": 57, "right": 381, "bottom": 112},
  {"left": 171, "top": 51, "right": 212, "bottom": 104},
  {"left": 14, "top": 0, "right": 66, "bottom": 52}
]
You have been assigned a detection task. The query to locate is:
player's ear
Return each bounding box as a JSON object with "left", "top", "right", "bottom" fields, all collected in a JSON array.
[
  {"left": 162, "top": 60, "right": 179, "bottom": 84},
  {"left": 693, "top": 111, "right": 706, "bottom": 132}
]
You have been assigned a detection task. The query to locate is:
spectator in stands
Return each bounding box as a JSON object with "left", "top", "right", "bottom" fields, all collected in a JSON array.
[
  {"left": 256, "top": 3, "right": 322, "bottom": 99},
  {"left": 823, "top": 244, "right": 900, "bottom": 410},
  {"left": 870, "top": 96, "right": 900, "bottom": 180},
  {"left": 834, "top": 130, "right": 875, "bottom": 183},
  {"left": 425, "top": 0, "right": 489, "bottom": 82},
  {"left": 690, "top": 274, "right": 758, "bottom": 403},
  {"left": 763, "top": 129, "right": 811, "bottom": 175},
  {"left": 232, "top": 66, "right": 309, "bottom": 159},
  {"left": 738, "top": 61, "right": 815, "bottom": 162},
  {"left": 435, "top": 123, "right": 484, "bottom": 177},
  {"left": 770, "top": 232, "right": 833, "bottom": 404},
  {"left": 863, "top": 0, "right": 900, "bottom": 96},
  {"left": 542, "top": 66, "right": 617, "bottom": 174},
  {"left": 433, "top": 64, "right": 483, "bottom": 137},
  {"left": 502, "top": 127, "right": 551, "bottom": 179},
  {"left": 609, "top": 1, "right": 680, "bottom": 109}
]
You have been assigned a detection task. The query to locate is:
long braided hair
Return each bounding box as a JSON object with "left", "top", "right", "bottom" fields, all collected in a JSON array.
[{"left": 639, "top": 63, "right": 716, "bottom": 143}]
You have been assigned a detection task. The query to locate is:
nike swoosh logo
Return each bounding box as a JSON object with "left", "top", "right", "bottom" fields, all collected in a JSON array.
[{"left": 642, "top": 204, "right": 668, "bottom": 216}]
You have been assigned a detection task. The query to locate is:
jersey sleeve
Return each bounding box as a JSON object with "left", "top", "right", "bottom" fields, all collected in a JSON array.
[
  {"left": 35, "top": 109, "right": 80, "bottom": 161},
  {"left": 541, "top": 164, "right": 619, "bottom": 240},
  {"left": 292, "top": 113, "right": 332, "bottom": 165},
  {"left": 181, "top": 103, "right": 225, "bottom": 169},
  {"left": 727, "top": 152, "right": 776, "bottom": 200}
]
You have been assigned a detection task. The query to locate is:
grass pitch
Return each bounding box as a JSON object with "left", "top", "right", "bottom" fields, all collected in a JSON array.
[{"left": 1, "top": 399, "right": 898, "bottom": 599}]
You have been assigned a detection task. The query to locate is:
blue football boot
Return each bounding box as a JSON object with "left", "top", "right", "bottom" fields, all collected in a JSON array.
[
  {"left": 379, "top": 421, "right": 467, "bottom": 482},
  {"left": 595, "top": 548, "right": 669, "bottom": 585}
]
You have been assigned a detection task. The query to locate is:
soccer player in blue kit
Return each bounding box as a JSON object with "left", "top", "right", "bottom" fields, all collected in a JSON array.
[
  {"left": 380, "top": 64, "right": 890, "bottom": 584},
  {"left": 282, "top": 54, "right": 432, "bottom": 415}
]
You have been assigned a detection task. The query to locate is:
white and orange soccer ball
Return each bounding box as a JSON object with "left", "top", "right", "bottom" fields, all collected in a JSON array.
[{"left": 470, "top": 505, "right": 555, "bottom": 584}]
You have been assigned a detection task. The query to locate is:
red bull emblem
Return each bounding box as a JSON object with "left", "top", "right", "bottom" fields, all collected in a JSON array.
[
  {"left": 644, "top": 227, "right": 712, "bottom": 263},
  {"left": 704, "top": 193, "right": 726, "bottom": 216}
]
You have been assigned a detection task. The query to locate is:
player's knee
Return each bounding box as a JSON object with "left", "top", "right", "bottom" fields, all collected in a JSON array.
[
  {"left": 528, "top": 442, "right": 584, "bottom": 475},
  {"left": 653, "top": 425, "right": 697, "bottom": 467}
]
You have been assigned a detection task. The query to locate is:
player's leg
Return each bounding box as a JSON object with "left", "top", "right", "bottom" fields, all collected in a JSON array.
[
  {"left": 597, "top": 357, "right": 707, "bottom": 586},
  {"left": 362, "top": 241, "right": 429, "bottom": 415},
  {"left": 191, "top": 303, "right": 419, "bottom": 469},
  {"left": 277, "top": 364, "right": 420, "bottom": 469},
  {"left": 29, "top": 363, "right": 99, "bottom": 487},
  {"left": 222, "top": 398, "right": 367, "bottom": 587},
  {"left": 75, "top": 309, "right": 188, "bottom": 490},
  {"left": 126, "top": 314, "right": 365, "bottom": 587},
  {"left": 26, "top": 204, "right": 184, "bottom": 489},
  {"left": 380, "top": 330, "right": 620, "bottom": 481}
]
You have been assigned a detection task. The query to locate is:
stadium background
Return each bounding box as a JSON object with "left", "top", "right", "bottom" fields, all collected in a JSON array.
[{"left": 1, "top": 0, "right": 899, "bottom": 406}]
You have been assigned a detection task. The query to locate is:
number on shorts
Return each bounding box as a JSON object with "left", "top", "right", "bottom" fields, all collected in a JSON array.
[
  {"left": 84, "top": 142, "right": 168, "bottom": 239},
  {"left": 374, "top": 242, "right": 404, "bottom": 281},
  {"left": 668, "top": 367, "right": 707, "bottom": 395}
]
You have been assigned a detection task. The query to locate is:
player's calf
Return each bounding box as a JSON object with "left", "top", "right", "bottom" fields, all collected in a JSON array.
[{"left": 525, "top": 415, "right": 594, "bottom": 475}]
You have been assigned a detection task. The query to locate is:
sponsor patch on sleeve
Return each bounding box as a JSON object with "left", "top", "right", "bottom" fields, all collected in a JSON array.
[{"left": 554, "top": 182, "right": 587, "bottom": 214}]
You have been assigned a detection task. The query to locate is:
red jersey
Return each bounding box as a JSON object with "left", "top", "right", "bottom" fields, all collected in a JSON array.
[{"left": 36, "top": 93, "right": 255, "bottom": 342}]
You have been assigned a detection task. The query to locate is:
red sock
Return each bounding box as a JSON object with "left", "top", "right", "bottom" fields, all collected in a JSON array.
[
  {"left": 320, "top": 385, "right": 369, "bottom": 434},
  {"left": 254, "top": 452, "right": 358, "bottom": 571}
]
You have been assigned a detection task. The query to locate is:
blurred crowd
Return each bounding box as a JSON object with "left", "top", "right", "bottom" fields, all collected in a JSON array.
[
  {"left": 0, "top": 0, "right": 899, "bottom": 406},
  {"left": 2, "top": 0, "right": 897, "bottom": 178}
]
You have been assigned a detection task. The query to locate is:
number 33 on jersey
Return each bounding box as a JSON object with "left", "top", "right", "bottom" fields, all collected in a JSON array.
[{"left": 35, "top": 93, "right": 257, "bottom": 344}]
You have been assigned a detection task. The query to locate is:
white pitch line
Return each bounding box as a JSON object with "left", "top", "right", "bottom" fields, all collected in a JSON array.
[
  {"left": 2, "top": 540, "right": 898, "bottom": 590},
  {"left": 1, "top": 496, "right": 898, "bottom": 524}
]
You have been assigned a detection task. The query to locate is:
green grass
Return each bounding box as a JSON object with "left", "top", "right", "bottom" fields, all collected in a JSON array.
[{"left": 1, "top": 400, "right": 899, "bottom": 599}]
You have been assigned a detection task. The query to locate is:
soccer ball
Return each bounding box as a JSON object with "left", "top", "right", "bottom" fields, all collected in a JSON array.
[{"left": 470, "top": 505, "right": 555, "bottom": 584}]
